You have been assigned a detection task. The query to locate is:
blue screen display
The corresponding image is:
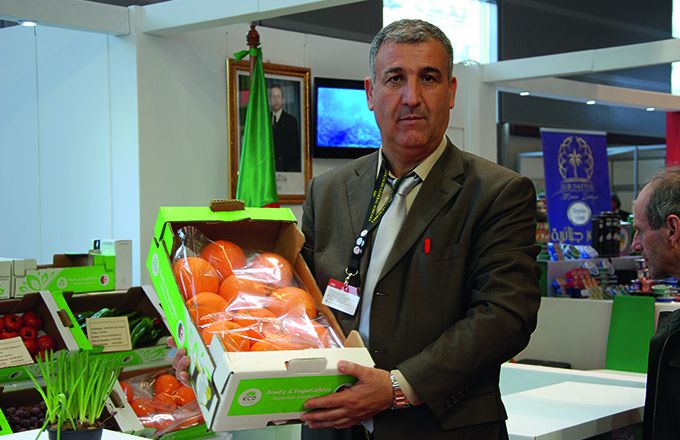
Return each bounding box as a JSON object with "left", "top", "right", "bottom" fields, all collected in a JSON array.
[{"left": 316, "top": 87, "right": 381, "bottom": 149}]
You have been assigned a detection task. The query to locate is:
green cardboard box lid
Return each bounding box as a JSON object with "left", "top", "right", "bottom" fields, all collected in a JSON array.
[{"left": 153, "top": 204, "right": 297, "bottom": 240}]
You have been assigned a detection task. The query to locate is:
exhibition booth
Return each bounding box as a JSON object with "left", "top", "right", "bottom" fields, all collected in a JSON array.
[{"left": 1, "top": 1, "right": 679, "bottom": 439}]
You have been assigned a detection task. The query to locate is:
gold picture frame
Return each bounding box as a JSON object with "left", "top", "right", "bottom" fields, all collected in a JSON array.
[{"left": 227, "top": 59, "right": 312, "bottom": 204}]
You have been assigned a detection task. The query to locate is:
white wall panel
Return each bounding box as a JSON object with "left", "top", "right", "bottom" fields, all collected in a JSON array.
[
  {"left": 0, "top": 26, "right": 41, "bottom": 260},
  {"left": 109, "top": 28, "right": 142, "bottom": 284},
  {"left": 36, "top": 26, "right": 113, "bottom": 261}
]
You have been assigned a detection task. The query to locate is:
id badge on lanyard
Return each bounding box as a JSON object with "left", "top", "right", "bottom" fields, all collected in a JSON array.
[{"left": 322, "top": 163, "right": 404, "bottom": 316}]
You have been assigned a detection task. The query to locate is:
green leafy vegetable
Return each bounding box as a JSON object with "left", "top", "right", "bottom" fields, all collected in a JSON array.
[{"left": 25, "top": 350, "right": 123, "bottom": 440}]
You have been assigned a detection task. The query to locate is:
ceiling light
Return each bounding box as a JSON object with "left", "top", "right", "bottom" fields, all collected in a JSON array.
[
  {"left": 586, "top": 100, "right": 596, "bottom": 105},
  {"left": 519, "top": 91, "right": 531, "bottom": 96},
  {"left": 18, "top": 20, "right": 37, "bottom": 27},
  {"left": 646, "top": 107, "right": 655, "bottom": 112}
]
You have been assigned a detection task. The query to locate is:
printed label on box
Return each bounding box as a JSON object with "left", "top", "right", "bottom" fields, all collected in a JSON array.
[
  {"left": 86, "top": 317, "right": 132, "bottom": 352},
  {"left": 15, "top": 267, "right": 115, "bottom": 296},
  {"left": 0, "top": 337, "right": 34, "bottom": 368},
  {"left": 228, "top": 375, "right": 356, "bottom": 416}
]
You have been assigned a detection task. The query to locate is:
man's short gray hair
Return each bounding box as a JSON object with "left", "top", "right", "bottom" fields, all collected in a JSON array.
[
  {"left": 368, "top": 19, "right": 454, "bottom": 84},
  {"left": 645, "top": 167, "right": 680, "bottom": 229}
]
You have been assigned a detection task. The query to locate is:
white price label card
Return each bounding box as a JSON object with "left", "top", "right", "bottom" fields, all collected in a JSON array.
[
  {"left": 0, "top": 336, "right": 34, "bottom": 368},
  {"left": 86, "top": 316, "right": 132, "bottom": 352},
  {"left": 322, "top": 279, "right": 360, "bottom": 315}
]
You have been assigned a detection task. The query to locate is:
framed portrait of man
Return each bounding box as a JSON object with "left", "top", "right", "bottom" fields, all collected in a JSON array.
[{"left": 227, "top": 59, "right": 311, "bottom": 204}]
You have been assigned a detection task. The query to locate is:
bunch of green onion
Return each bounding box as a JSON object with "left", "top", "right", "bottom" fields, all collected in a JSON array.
[{"left": 26, "top": 350, "right": 123, "bottom": 440}]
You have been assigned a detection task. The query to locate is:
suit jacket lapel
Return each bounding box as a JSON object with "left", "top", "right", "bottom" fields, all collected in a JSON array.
[
  {"left": 379, "top": 142, "right": 465, "bottom": 279},
  {"left": 346, "top": 153, "right": 379, "bottom": 239},
  {"left": 339, "top": 154, "right": 378, "bottom": 331}
]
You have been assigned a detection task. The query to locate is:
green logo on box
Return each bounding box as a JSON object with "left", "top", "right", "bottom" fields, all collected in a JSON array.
[{"left": 238, "top": 389, "right": 262, "bottom": 407}]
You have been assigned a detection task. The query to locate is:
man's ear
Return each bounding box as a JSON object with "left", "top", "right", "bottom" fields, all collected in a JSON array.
[
  {"left": 667, "top": 214, "right": 680, "bottom": 247},
  {"left": 365, "top": 77, "right": 374, "bottom": 111}
]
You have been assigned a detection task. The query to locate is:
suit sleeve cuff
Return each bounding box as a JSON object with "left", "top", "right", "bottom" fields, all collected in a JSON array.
[{"left": 391, "top": 369, "right": 423, "bottom": 406}]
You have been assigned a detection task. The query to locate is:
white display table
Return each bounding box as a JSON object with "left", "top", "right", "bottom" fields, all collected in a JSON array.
[
  {"left": 501, "top": 363, "right": 646, "bottom": 440},
  {"left": 504, "top": 381, "right": 644, "bottom": 440}
]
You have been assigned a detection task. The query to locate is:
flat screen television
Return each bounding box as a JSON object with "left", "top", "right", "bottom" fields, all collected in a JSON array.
[{"left": 313, "top": 77, "right": 381, "bottom": 159}]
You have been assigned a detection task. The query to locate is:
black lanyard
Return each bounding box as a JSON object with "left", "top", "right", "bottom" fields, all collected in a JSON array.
[{"left": 343, "top": 162, "right": 408, "bottom": 286}]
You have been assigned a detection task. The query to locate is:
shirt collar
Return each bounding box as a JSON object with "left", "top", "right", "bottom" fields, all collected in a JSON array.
[
  {"left": 273, "top": 109, "right": 283, "bottom": 121},
  {"left": 376, "top": 136, "right": 448, "bottom": 182}
]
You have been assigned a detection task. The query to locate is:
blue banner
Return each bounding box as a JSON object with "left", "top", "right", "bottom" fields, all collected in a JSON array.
[{"left": 541, "top": 129, "right": 611, "bottom": 245}]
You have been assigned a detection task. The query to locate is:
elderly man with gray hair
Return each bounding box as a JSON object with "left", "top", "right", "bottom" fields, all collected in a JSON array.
[{"left": 637, "top": 167, "right": 680, "bottom": 440}]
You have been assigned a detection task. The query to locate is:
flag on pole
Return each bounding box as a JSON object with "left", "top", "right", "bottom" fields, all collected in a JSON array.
[{"left": 233, "top": 46, "right": 279, "bottom": 207}]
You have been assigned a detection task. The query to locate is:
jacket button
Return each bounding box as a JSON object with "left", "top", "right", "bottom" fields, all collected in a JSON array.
[{"left": 372, "top": 348, "right": 386, "bottom": 354}]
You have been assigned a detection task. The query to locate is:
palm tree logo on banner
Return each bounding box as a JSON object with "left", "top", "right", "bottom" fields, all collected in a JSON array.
[{"left": 558, "top": 136, "right": 595, "bottom": 182}]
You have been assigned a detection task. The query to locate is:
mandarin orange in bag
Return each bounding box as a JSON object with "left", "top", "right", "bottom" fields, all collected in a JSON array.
[
  {"left": 200, "top": 240, "right": 247, "bottom": 281},
  {"left": 173, "top": 257, "right": 219, "bottom": 300}
]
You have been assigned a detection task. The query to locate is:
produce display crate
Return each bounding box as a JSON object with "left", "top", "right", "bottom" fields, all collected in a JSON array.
[
  {"left": 109, "top": 367, "right": 218, "bottom": 440},
  {"left": 51, "top": 287, "right": 172, "bottom": 368},
  {"left": 0, "top": 292, "right": 79, "bottom": 383},
  {"left": 0, "top": 259, "right": 11, "bottom": 300},
  {"left": 0, "top": 383, "right": 128, "bottom": 436},
  {"left": 11, "top": 239, "right": 132, "bottom": 297},
  {"left": 0, "top": 386, "right": 48, "bottom": 435},
  {"left": 147, "top": 203, "right": 374, "bottom": 431}
]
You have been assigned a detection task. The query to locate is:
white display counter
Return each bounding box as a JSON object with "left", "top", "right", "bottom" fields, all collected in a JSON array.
[
  {"left": 501, "top": 363, "right": 646, "bottom": 440},
  {"left": 517, "top": 296, "right": 680, "bottom": 370}
]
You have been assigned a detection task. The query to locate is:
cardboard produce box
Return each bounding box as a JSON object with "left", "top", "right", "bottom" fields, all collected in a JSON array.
[
  {"left": 0, "top": 292, "right": 80, "bottom": 383},
  {"left": 0, "top": 386, "right": 50, "bottom": 435},
  {"left": 0, "top": 382, "right": 131, "bottom": 436},
  {"left": 147, "top": 204, "right": 374, "bottom": 431},
  {"left": 51, "top": 287, "right": 172, "bottom": 368},
  {"left": 13, "top": 239, "right": 132, "bottom": 297},
  {"left": 0, "top": 259, "right": 11, "bottom": 300},
  {"left": 109, "top": 367, "right": 219, "bottom": 440}
]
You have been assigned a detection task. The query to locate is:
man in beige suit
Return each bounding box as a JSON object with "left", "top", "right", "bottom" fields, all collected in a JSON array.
[{"left": 300, "top": 19, "right": 541, "bottom": 440}]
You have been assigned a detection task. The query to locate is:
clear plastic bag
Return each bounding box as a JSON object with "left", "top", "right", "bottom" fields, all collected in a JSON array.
[
  {"left": 122, "top": 368, "right": 203, "bottom": 436},
  {"left": 173, "top": 226, "right": 343, "bottom": 352}
]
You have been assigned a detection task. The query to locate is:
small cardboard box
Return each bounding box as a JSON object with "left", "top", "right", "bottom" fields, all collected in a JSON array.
[
  {"left": 13, "top": 240, "right": 132, "bottom": 297},
  {"left": 0, "top": 292, "right": 80, "bottom": 383},
  {"left": 0, "top": 383, "right": 130, "bottom": 436},
  {"left": 51, "top": 286, "right": 172, "bottom": 368},
  {"left": 0, "top": 259, "right": 12, "bottom": 299},
  {"left": 0, "top": 386, "right": 49, "bottom": 435},
  {"left": 147, "top": 204, "right": 374, "bottom": 431},
  {"left": 108, "top": 367, "right": 218, "bottom": 440}
]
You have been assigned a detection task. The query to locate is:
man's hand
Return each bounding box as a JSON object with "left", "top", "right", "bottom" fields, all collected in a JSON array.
[
  {"left": 300, "top": 361, "right": 393, "bottom": 429},
  {"left": 167, "top": 337, "right": 191, "bottom": 386}
]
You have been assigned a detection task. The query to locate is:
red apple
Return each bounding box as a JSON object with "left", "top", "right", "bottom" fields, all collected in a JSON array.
[
  {"left": 0, "top": 330, "right": 19, "bottom": 339},
  {"left": 37, "top": 335, "right": 56, "bottom": 352},
  {"left": 2, "top": 314, "right": 22, "bottom": 332},
  {"left": 23, "top": 338, "right": 38, "bottom": 355},
  {"left": 21, "top": 311, "right": 43, "bottom": 329},
  {"left": 19, "top": 326, "right": 39, "bottom": 341}
]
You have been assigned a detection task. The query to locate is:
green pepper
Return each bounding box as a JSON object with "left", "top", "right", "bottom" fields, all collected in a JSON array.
[
  {"left": 136, "top": 326, "right": 164, "bottom": 347},
  {"left": 75, "top": 310, "right": 95, "bottom": 326},
  {"left": 130, "top": 317, "right": 154, "bottom": 348},
  {"left": 128, "top": 315, "right": 144, "bottom": 330},
  {"left": 89, "top": 307, "right": 114, "bottom": 320}
]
